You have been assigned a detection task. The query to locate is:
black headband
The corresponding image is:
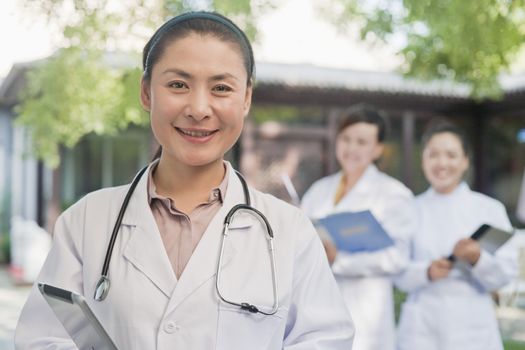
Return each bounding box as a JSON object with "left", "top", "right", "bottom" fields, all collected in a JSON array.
[{"left": 143, "top": 11, "right": 254, "bottom": 78}]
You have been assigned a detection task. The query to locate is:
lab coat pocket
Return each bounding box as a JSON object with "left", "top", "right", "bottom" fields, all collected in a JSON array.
[{"left": 216, "top": 304, "right": 287, "bottom": 350}]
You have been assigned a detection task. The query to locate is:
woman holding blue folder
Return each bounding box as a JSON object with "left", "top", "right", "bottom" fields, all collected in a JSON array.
[
  {"left": 301, "top": 105, "right": 418, "bottom": 350},
  {"left": 395, "top": 120, "right": 518, "bottom": 350}
]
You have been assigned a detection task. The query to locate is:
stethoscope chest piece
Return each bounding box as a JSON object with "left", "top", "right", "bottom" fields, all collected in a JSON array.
[{"left": 94, "top": 276, "right": 110, "bottom": 301}]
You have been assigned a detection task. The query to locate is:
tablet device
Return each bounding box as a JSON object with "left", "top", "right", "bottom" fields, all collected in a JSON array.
[
  {"left": 447, "top": 224, "right": 515, "bottom": 262},
  {"left": 38, "top": 283, "right": 118, "bottom": 350}
]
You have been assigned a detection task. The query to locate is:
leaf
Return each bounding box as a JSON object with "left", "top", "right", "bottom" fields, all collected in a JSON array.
[{"left": 319, "top": 0, "right": 525, "bottom": 98}]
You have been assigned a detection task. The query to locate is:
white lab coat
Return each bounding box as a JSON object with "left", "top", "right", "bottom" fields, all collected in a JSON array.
[
  {"left": 301, "top": 165, "right": 417, "bottom": 350},
  {"left": 396, "top": 183, "right": 518, "bottom": 350},
  {"left": 15, "top": 162, "right": 354, "bottom": 350}
]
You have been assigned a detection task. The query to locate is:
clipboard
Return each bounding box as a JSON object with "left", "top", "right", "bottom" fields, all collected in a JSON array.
[
  {"left": 38, "top": 283, "right": 119, "bottom": 350},
  {"left": 447, "top": 224, "right": 515, "bottom": 262},
  {"left": 315, "top": 210, "right": 394, "bottom": 253}
]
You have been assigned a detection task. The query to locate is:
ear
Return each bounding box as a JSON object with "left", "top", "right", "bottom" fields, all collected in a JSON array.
[
  {"left": 140, "top": 77, "right": 151, "bottom": 112},
  {"left": 243, "top": 85, "right": 253, "bottom": 117},
  {"left": 461, "top": 155, "right": 470, "bottom": 174},
  {"left": 373, "top": 142, "right": 384, "bottom": 161}
]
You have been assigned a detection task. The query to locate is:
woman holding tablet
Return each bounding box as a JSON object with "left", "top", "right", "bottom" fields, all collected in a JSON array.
[
  {"left": 396, "top": 120, "right": 518, "bottom": 350},
  {"left": 15, "top": 11, "right": 353, "bottom": 349}
]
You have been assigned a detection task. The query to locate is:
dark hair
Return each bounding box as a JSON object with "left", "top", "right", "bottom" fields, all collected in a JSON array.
[
  {"left": 337, "top": 104, "right": 388, "bottom": 142},
  {"left": 421, "top": 118, "right": 470, "bottom": 156},
  {"left": 142, "top": 11, "right": 255, "bottom": 85}
]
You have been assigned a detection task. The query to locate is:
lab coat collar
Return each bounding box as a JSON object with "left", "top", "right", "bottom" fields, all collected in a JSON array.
[
  {"left": 119, "top": 161, "right": 256, "bottom": 307},
  {"left": 426, "top": 181, "right": 470, "bottom": 199},
  {"left": 338, "top": 164, "right": 380, "bottom": 198}
]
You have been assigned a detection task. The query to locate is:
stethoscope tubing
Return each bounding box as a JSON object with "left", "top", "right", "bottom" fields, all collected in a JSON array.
[
  {"left": 94, "top": 165, "right": 279, "bottom": 316},
  {"left": 94, "top": 165, "right": 149, "bottom": 301},
  {"left": 215, "top": 205, "right": 279, "bottom": 315}
]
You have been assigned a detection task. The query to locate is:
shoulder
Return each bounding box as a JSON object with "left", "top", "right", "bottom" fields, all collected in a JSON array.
[
  {"left": 308, "top": 173, "right": 340, "bottom": 191},
  {"left": 373, "top": 170, "right": 414, "bottom": 198},
  {"left": 302, "top": 173, "right": 340, "bottom": 200},
  {"left": 469, "top": 189, "right": 507, "bottom": 212},
  {"left": 251, "top": 188, "right": 317, "bottom": 239},
  {"left": 251, "top": 187, "right": 303, "bottom": 220},
  {"left": 59, "top": 185, "right": 129, "bottom": 221},
  {"left": 415, "top": 188, "right": 432, "bottom": 202}
]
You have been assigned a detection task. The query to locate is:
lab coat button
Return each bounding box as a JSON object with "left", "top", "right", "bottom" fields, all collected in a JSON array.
[{"left": 164, "top": 321, "right": 178, "bottom": 334}]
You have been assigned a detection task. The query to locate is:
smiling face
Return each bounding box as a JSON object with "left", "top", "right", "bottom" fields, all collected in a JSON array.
[
  {"left": 335, "top": 122, "right": 384, "bottom": 177},
  {"left": 422, "top": 132, "right": 469, "bottom": 194},
  {"left": 140, "top": 33, "right": 252, "bottom": 170}
]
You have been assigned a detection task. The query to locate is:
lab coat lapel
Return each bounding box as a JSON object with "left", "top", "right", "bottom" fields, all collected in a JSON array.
[
  {"left": 121, "top": 163, "right": 176, "bottom": 299},
  {"left": 166, "top": 164, "right": 254, "bottom": 313},
  {"left": 336, "top": 164, "right": 378, "bottom": 211}
]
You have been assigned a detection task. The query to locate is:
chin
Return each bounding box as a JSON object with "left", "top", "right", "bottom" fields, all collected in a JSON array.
[
  {"left": 184, "top": 157, "right": 222, "bottom": 168},
  {"left": 433, "top": 183, "right": 456, "bottom": 194}
]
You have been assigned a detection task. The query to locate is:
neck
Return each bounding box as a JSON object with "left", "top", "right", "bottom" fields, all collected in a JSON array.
[
  {"left": 153, "top": 157, "right": 225, "bottom": 213},
  {"left": 342, "top": 166, "right": 368, "bottom": 192},
  {"left": 434, "top": 183, "right": 461, "bottom": 195}
]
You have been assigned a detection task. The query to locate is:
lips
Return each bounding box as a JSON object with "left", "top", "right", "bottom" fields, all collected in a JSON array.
[
  {"left": 433, "top": 169, "right": 450, "bottom": 179},
  {"left": 176, "top": 127, "right": 217, "bottom": 138}
]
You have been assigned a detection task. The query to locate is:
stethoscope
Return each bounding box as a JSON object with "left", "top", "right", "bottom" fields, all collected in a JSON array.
[{"left": 93, "top": 164, "right": 279, "bottom": 316}]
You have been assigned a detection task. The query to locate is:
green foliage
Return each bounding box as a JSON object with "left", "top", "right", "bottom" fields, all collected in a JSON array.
[
  {"left": 0, "top": 232, "right": 10, "bottom": 264},
  {"left": 319, "top": 0, "right": 525, "bottom": 99},
  {"left": 504, "top": 339, "right": 525, "bottom": 350},
  {"left": 17, "top": 0, "right": 277, "bottom": 167},
  {"left": 0, "top": 192, "right": 10, "bottom": 264},
  {"left": 16, "top": 49, "right": 148, "bottom": 168},
  {"left": 393, "top": 287, "right": 407, "bottom": 324}
]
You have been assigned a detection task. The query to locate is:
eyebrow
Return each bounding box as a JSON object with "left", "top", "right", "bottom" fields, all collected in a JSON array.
[{"left": 161, "top": 68, "right": 239, "bottom": 82}]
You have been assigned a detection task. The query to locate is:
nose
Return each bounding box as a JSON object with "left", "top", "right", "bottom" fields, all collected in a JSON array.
[
  {"left": 343, "top": 139, "right": 358, "bottom": 152},
  {"left": 186, "top": 89, "right": 211, "bottom": 122},
  {"left": 435, "top": 155, "right": 449, "bottom": 168}
]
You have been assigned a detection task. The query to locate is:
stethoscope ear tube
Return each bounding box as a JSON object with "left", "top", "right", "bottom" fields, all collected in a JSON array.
[{"left": 94, "top": 165, "right": 149, "bottom": 301}]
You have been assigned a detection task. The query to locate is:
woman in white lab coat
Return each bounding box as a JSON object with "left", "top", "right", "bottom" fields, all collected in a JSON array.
[
  {"left": 15, "top": 12, "right": 354, "bottom": 349},
  {"left": 301, "top": 106, "right": 417, "bottom": 350},
  {"left": 396, "top": 120, "right": 518, "bottom": 350}
]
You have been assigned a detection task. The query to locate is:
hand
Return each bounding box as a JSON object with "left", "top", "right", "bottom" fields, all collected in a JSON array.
[
  {"left": 322, "top": 239, "right": 337, "bottom": 266},
  {"left": 427, "top": 258, "right": 452, "bottom": 281},
  {"left": 452, "top": 238, "right": 481, "bottom": 265}
]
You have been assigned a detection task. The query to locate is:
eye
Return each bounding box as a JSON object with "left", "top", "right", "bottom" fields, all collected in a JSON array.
[
  {"left": 168, "top": 81, "right": 187, "bottom": 89},
  {"left": 447, "top": 151, "right": 459, "bottom": 159},
  {"left": 427, "top": 151, "right": 438, "bottom": 159},
  {"left": 213, "top": 84, "right": 233, "bottom": 93}
]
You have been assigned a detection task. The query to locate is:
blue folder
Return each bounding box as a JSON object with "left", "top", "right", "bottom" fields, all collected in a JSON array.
[{"left": 316, "top": 210, "right": 394, "bottom": 253}]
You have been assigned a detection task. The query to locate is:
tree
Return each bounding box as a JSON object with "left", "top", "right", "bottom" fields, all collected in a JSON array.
[
  {"left": 16, "top": 0, "right": 276, "bottom": 167},
  {"left": 318, "top": 0, "right": 525, "bottom": 99}
]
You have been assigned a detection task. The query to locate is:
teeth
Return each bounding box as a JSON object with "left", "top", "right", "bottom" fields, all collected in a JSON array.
[{"left": 179, "top": 129, "right": 213, "bottom": 137}]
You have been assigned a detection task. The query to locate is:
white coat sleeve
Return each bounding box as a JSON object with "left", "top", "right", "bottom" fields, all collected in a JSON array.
[
  {"left": 331, "top": 194, "right": 417, "bottom": 278},
  {"left": 393, "top": 243, "right": 432, "bottom": 293},
  {"left": 283, "top": 212, "right": 354, "bottom": 349},
  {"left": 470, "top": 204, "right": 518, "bottom": 292},
  {"left": 15, "top": 202, "right": 85, "bottom": 349},
  {"left": 299, "top": 182, "right": 320, "bottom": 218}
]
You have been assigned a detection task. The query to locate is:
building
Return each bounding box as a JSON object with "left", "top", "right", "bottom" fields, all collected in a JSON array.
[{"left": 0, "top": 60, "right": 524, "bottom": 248}]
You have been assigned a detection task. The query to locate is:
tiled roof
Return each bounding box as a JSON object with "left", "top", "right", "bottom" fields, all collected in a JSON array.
[
  {"left": 255, "top": 62, "right": 473, "bottom": 98},
  {"left": 2, "top": 56, "right": 525, "bottom": 106}
]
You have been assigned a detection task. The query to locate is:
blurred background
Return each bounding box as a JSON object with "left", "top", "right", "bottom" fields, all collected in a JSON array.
[{"left": 1, "top": 0, "right": 525, "bottom": 349}]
